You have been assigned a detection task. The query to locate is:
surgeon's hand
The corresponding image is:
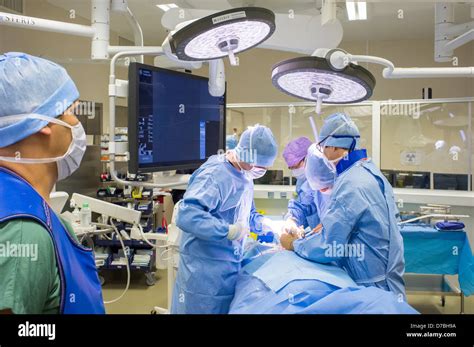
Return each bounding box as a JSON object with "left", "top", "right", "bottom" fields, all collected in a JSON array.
[
  {"left": 280, "top": 232, "right": 299, "bottom": 251},
  {"left": 228, "top": 222, "right": 247, "bottom": 241},
  {"left": 282, "top": 218, "right": 304, "bottom": 238},
  {"left": 313, "top": 223, "right": 323, "bottom": 234}
]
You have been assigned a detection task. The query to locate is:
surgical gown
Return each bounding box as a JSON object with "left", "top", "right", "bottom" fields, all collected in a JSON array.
[
  {"left": 286, "top": 178, "right": 330, "bottom": 229},
  {"left": 293, "top": 155, "right": 406, "bottom": 300},
  {"left": 171, "top": 154, "right": 263, "bottom": 314}
]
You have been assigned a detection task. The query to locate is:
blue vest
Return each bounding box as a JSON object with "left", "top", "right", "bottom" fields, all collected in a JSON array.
[{"left": 0, "top": 168, "right": 105, "bottom": 314}]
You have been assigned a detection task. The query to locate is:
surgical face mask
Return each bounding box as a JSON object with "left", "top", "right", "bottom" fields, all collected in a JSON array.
[
  {"left": 0, "top": 114, "right": 86, "bottom": 181},
  {"left": 234, "top": 154, "right": 267, "bottom": 180},
  {"left": 57, "top": 122, "right": 87, "bottom": 181},
  {"left": 247, "top": 166, "right": 267, "bottom": 180},
  {"left": 322, "top": 152, "right": 349, "bottom": 173},
  {"left": 322, "top": 155, "right": 338, "bottom": 173},
  {"left": 291, "top": 167, "right": 305, "bottom": 179}
]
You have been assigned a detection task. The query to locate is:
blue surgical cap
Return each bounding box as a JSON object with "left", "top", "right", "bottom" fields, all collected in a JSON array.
[
  {"left": 235, "top": 125, "right": 278, "bottom": 167},
  {"left": 319, "top": 113, "right": 360, "bottom": 150},
  {"left": 226, "top": 134, "right": 238, "bottom": 150},
  {"left": 0, "top": 52, "right": 80, "bottom": 148},
  {"left": 305, "top": 144, "right": 336, "bottom": 190}
]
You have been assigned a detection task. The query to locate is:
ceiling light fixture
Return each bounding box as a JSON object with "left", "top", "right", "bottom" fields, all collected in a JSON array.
[
  {"left": 272, "top": 52, "right": 376, "bottom": 112},
  {"left": 357, "top": 1, "right": 367, "bottom": 20},
  {"left": 346, "top": 1, "right": 367, "bottom": 21},
  {"left": 156, "top": 3, "right": 178, "bottom": 12},
  {"left": 169, "top": 7, "right": 276, "bottom": 65}
]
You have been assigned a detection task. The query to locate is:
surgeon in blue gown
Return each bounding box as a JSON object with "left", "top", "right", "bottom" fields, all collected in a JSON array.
[
  {"left": 283, "top": 141, "right": 336, "bottom": 233},
  {"left": 280, "top": 113, "right": 406, "bottom": 301},
  {"left": 282, "top": 137, "right": 316, "bottom": 231},
  {"left": 171, "top": 125, "right": 278, "bottom": 314},
  {"left": 303, "top": 143, "right": 336, "bottom": 219}
]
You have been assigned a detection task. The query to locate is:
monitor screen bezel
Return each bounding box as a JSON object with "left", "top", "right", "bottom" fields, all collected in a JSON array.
[{"left": 128, "top": 62, "right": 226, "bottom": 174}]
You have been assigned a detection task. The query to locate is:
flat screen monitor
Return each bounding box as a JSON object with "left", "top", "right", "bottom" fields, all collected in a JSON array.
[
  {"left": 128, "top": 63, "right": 226, "bottom": 173},
  {"left": 433, "top": 173, "right": 468, "bottom": 191},
  {"left": 394, "top": 171, "right": 430, "bottom": 189}
]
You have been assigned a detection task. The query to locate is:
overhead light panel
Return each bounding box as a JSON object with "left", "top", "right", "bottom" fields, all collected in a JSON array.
[
  {"left": 346, "top": 1, "right": 367, "bottom": 21},
  {"left": 169, "top": 7, "right": 276, "bottom": 66},
  {"left": 357, "top": 2, "right": 367, "bottom": 20},
  {"left": 157, "top": 3, "right": 178, "bottom": 12},
  {"left": 346, "top": 1, "right": 357, "bottom": 20}
]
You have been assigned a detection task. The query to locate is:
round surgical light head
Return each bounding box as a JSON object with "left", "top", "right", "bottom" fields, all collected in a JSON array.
[
  {"left": 169, "top": 7, "right": 276, "bottom": 64},
  {"left": 271, "top": 56, "right": 376, "bottom": 104}
]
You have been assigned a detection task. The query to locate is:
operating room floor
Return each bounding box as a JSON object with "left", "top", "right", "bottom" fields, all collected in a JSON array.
[{"left": 101, "top": 271, "right": 474, "bottom": 314}]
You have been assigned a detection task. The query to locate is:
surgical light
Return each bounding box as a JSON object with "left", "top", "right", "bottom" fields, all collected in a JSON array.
[
  {"left": 271, "top": 55, "right": 376, "bottom": 107},
  {"left": 169, "top": 7, "right": 276, "bottom": 65}
]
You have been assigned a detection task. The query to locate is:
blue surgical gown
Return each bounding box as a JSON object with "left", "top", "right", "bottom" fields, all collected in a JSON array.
[
  {"left": 293, "top": 158, "right": 406, "bottom": 300},
  {"left": 286, "top": 177, "right": 330, "bottom": 229},
  {"left": 171, "top": 154, "right": 263, "bottom": 314}
]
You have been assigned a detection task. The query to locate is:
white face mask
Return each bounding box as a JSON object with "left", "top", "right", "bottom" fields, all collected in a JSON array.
[
  {"left": 247, "top": 167, "right": 267, "bottom": 180},
  {"left": 0, "top": 114, "right": 87, "bottom": 181},
  {"left": 235, "top": 158, "right": 267, "bottom": 180},
  {"left": 322, "top": 152, "right": 348, "bottom": 173},
  {"left": 321, "top": 155, "right": 337, "bottom": 173},
  {"left": 291, "top": 167, "right": 305, "bottom": 179},
  {"left": 233, "top": 125, "right": 268, "bottom": 181}
]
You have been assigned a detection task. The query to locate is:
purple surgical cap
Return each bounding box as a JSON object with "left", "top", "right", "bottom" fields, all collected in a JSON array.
[{"left": 282, "top": 137, "right": 313, "bottom": 168}]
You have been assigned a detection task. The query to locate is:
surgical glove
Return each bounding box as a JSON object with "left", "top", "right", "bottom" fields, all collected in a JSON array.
[
  {"left": 282, "top": 218, "right": 304, "bottom": 237},
  {"left": 228, "top": 222, "right": 247, "bottom": 241},
  {"left": 261, "top": 217, "right": 275, "bottom": 234}
]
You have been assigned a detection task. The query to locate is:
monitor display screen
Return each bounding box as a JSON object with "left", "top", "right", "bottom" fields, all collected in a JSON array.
[{"left": 129, "top": 63, "right": 226, "bottom": 173}]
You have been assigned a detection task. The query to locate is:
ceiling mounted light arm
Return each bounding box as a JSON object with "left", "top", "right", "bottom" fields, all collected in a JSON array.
[
  {"left": 0, "top": 10, "right": 95, "bottom": 37},
  {"left": 324, "top": 49, "right": 474, "bottom": 79},
  {"left": 108, "top": 1, "right": 144, "bottom": 63},
  {"left": 435, "top": 2, "right": 474, "bottom": 62},
  {"left": 114, "top": 6, "right": 144, "bottom": 63}
]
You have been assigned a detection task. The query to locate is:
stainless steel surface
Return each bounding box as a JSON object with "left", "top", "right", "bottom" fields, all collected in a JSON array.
[
  {"left": 404, "top": 274, "right": 465, "bottom": 313},
  {"left": 405, "top": 274, "right": 461, "bottom": 295}
]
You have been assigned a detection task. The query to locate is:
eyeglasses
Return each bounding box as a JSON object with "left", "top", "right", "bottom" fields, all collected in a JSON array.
[
  {"left": 316, "top": 134, "right": 361, "bottom": 153},
  {"left": 316, "top": 136, "right": 330, "bottom": 153}
]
